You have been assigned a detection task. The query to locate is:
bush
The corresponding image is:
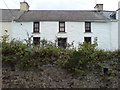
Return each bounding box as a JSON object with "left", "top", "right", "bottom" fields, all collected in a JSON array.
[
  {"left": 2, "top": 40, "right": 27, "bottom": 66},
  {"left": 2, "top": 38, "right": 119, "bottom": 74},
  {"left": 64, "top": 43, "right": 97, "bottom": 73},
  {"left": 64, "top": 42, "right": 118, "bottom": 74},
  {"left": 2, "top": 39, "right": 73, "bottom": 69}
]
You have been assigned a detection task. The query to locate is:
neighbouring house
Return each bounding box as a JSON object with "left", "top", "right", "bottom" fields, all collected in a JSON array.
[
  {"left": 118, "top": 1, "right": 120, "bottom": 50},
  {"left": 0, "top": 1, "right": 119, "bottom": 50}
]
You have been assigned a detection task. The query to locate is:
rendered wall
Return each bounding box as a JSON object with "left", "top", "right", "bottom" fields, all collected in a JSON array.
[
  {"left": 118, "top": 1, "right": 120, "bottom": 49},
  {"left": 12, "top": 21, "right": 118, "bottom": 50},
  {"left": 0, "top": 22, "right": 12, "bottom": 41}
]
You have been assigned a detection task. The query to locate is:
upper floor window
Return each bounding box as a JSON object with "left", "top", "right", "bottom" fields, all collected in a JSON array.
[
  {"left": 85, "top": 22, "right": 91, "bottom": 32},
  {"left": 33, "top": 22, "right": 39, "bottom": 33},
  {"left": 59, "top": 21, "right": 65, "bottom": 32}
]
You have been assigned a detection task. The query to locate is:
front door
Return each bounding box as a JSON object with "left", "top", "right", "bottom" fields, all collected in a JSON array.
[{"left": 58, "top": 38, "right": 67, "bottom": 48}]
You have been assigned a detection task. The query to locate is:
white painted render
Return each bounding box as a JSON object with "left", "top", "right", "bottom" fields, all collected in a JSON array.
[
  {"left": 110, "top": 22, "right": 118, "bottom": 50},
  {"left": 12, "top": 22, "right": 33, "bottom": 42},
  {"left": 0, "top": 22, "right": 12, "bottom": 41},
  {"left": 118, "top": 1, "right": 120, "bottom": 49},
  {"left": 12, "top": 21, "right": 118, "bottom": 51}
]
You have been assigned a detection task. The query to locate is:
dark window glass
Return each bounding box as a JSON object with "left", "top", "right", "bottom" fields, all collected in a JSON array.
[
  {"left": 59, "top": 22, "right": 65, "bottom": 32},
  {"left": 33, "top": 22, "right": 39, "bottom": 33},
  {"left": 85, "top": 22, "right": 91, "bottom": 32},
  {"left": 84, "top": 37, "right": 91, "bottom": 43},
  {"left": 58, "top": 38, "right": 67, "bottom": 48},
  {"left": 103, "top": 68, "right": 108, "bottom": 75},
  {"left": 33, "top": 37, "right": 40, "bottom": 45}
]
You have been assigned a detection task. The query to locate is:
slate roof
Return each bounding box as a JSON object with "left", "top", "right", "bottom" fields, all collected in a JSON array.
[
  {"left": 100, "top": 11, "right": 117, "bottom": 20},
  {"left": 0, "top": 9, "right": 24, "bottom": 22},
  {"left": 0, "top": 9, "right": 116, "bottom": 22}
]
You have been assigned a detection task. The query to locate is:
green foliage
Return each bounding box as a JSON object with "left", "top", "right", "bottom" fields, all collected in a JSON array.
[
  {"left": 2, "top": 38, "right": 72, "bottom": 69},
  {"left": 2, "top": 37, "right": 118, "bottom": 75},
  {"left": 64, "top": 42, "right": 118, "bottom": 74},
  {"left": 2, "top": 40, "right": 27, "bottom": 66},
  {"left": 65, "top": 42, "right": 97, "bottom": 73},
  {"left": 24, "top": 32, "right": 33, "bottom": 47}
]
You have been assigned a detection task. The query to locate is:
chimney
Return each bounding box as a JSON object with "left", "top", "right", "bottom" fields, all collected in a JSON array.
[
  {"left": 118, "top": 1, "right": 120, "bottom": 9},
  {"left": 94, "top": 4, "right": 103, "bottom": 11},
  {"left": 20, "top": 1, "right": 29, "bottom": 11}
]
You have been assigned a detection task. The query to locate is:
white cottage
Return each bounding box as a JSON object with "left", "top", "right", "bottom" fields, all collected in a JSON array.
[{"left": 0, "top": 1, "right": 119, "bottom": 50}]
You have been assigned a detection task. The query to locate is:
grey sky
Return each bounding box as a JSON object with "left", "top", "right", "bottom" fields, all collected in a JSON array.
[{"left": 0, "top": 0, "right": 119, "bottom": 10}]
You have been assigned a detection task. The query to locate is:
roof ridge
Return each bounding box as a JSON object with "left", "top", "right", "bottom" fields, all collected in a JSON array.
[
  {"left": 0, "top": 9, "right": 20, "bottom": 10},
  {"left": 0, "top": 9, "right": 115, "bottom": 12}
]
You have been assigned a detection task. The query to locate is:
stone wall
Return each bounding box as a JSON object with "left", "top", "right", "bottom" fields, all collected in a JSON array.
[{"left": 2, "top": 63, "right": 118, "bottom": 88}]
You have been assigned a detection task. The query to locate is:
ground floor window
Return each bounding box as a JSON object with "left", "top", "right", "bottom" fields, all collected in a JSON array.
[
  {"left": 84, "top": 37, "right": 91, "bottom": 43},
  {"left": 103, "top": 68, "right": 109, "bottom": 75},
  {"left": 33, "top": 37, "right": 40, "bottom": 45},
  {"left": 58, "top": 38, "right": 67, "bottom": 48}
]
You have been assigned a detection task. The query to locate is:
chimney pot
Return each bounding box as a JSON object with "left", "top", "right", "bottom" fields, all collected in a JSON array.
[
  {"left": 94, "top": 4, "right": 103, "bottom": 11},
  {"left": 20, "top": 1, "right": 29, "bottom": 11}
]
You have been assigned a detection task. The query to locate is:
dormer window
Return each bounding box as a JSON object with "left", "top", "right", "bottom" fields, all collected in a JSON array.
[
  {"left": 85, "top": 22, "right": 91, "bottom": 32},
  {"left": 59, "top": 21, "right": 65, "bottom": 32},
  {"left": 33, "top": 22, "right": 39, "bottom": 33}
]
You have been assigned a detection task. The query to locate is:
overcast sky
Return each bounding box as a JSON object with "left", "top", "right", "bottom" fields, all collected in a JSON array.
[{"left": 0, "top": 0, "right": 120, "bottom": 11}]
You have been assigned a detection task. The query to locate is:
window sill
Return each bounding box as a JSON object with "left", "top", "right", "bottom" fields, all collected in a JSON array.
[
  {"left": 58, "top": 32, "right": 67, "bottom": 33},
  {"left": 84, "top": 32, "right": 92, "bottom": 33},
  {"left": 32, "top": 32, "right": 40, "bottom": 34}
]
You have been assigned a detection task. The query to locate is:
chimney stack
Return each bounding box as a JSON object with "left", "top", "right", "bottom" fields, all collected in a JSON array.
[
  {"left": 94, "top": 4, "right": 103, "bottom": 11},
  {"left": 118, "top": 1, "right": 120, "bottom": 9},
  {"left": 20, "top": 1, "right": 29, "bottom": 11}
]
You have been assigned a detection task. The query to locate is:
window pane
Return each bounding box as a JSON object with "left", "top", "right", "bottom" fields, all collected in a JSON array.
[
  {"left": 35, "top": 24, "right": 38, "bottom": 27},
  {"left": 59, "top": 22, "right": 65, "bottom": 32},
  {"left": 84, "top": 37, "right": 91, "bottom": 43},
  {"left": 86, "top": 23, "right": 89, "bottom": 27},
  {"left": 85, "top": 22, "right": 91, "bottom": 32},
  {"left": 60, "top": 28, "right": 64, "bottom": 31},
  {"left": 60, "top": 23, "right": 64, "bottom": 27},
  {"left": 58, "top": 38, "right": 67, "bottom": 48},
  {"left": 33, "top": 37, "right": 40, "bottom": 45},
  {"left": 33, "top": 22, "right": 39, "bottom": 33},
  {"left": 35, "top": 29, "right": 39, "bottom": 32}
]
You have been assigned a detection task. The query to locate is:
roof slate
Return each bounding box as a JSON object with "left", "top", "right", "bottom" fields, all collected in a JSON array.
[
  {"left": 0, "top": 9, "right": 24, "bottom": 22},
  {"left": 0, "top": 9, "right": 115, "bottom": 22},
  {"left": 16, "top": 10, "right": 110, "bottom": 22}
]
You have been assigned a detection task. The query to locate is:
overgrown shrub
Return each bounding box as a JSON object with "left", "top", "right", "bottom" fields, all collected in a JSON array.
[
  {"left": 1, "top": 37, "right": 119, "bottom": 74},
  {"left": 2, "top": 40, "right": 27, "bottom": 66},
  {"left": 64, "top": 42, "right": 119, "bottom": 74},
  {"left": 2, "top": 38, "right": 73, "bottom": 69}
]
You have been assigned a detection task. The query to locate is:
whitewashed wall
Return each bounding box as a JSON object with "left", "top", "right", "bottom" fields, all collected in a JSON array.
[
  {"left": 110, "top": 22, "right": 118, "bottom": 50},
  {"left": 12, "top": 22, "right": 33, "bottom": 42},
  {"left": 12, "top": 21, "right": 118, "bottom": 50},
  {"left": 118, "top": 1, "right": 120, "bottom": 49},
  {"left": 0, "top": 22, "right": 12, "bottom": 41}
]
